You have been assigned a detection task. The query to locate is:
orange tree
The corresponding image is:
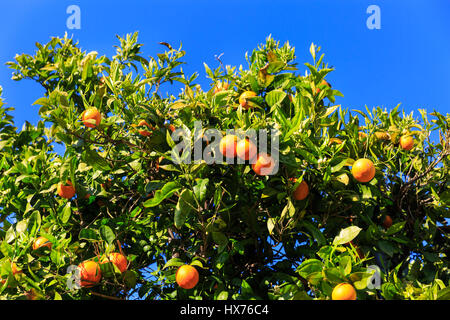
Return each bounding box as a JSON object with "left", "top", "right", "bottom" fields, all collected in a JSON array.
[{"left": 0, "top": 33, "right": 449, "bottom": 300}]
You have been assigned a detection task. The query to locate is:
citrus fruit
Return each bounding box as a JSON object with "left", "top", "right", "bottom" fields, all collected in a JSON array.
[
  {"left": 176, "top": 265, "right": 199, "bottom": 289},
  {"left": 400, "top": 135, "right": 414, "bottom": 151},
  {"left": 236, "top": 138, "right": 257, "bottom": 161},
  {"left": 219, "top": 134, "right": 238, "bottom": 159},
  {"left": 238, "top": 91, "right": 257, "bottom": 109},
  {"left": 57, "top": 181, "right": 76, "bottom": 199},
  {"left": 32, "top": 236, "right": 52, "bottom": 251},
  {"left": 351, "top": 158, "right": 375, "bottom": 183},
  {"left": 78, "top": 260, "right": 102, "bottom": 288},
  {"left": 252, "top": 153, "right": 276, "bottom": 176},
  {"left": 82, "top": 107, "right": 102, "bottom": 128},
  {"left": 292, "top": 179, "right": 309, "bottom": 201},
  {"left": 332, "top": 283, "right": 357, "bottom": 300},
  {"left": 101, "top": 252, "right": 128, "bottom": 273}
]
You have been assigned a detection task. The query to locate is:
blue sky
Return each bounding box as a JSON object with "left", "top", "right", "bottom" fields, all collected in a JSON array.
[{"left": 0, "top": 0, "right": 449, "bottom": 129}]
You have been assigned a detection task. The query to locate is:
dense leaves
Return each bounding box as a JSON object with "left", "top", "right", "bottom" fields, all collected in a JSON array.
[{"left": 0, "top": 33, "right": 448, "bottom": 300}]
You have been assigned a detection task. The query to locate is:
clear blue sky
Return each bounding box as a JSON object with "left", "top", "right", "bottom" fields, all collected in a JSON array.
[{"left": 0, "top": 0, "right": 449, "bottom": 128}]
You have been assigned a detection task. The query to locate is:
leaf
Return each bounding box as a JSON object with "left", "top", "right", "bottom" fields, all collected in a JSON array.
[
  {"left": 217, "top": 291, "right": 229, "bottom": 300},
  {"left": 212, "top": 232, "right": 228, "bottom": 247},
  {"left": 297, "top": 259, "right": 323, "bottom": 278},
  {"left": 377, "top": 240, "right": 395, "bottom": 257},
  {"left": 193, "top": 178, "right": 209, "bottom": 203},
  {"left": 385, "top": 221, "right": 406, "bottom": 236},
  {"left": 301, "top": 221, "right": 326, "bottom": 246},
  {"left": 79, "top": 228, "right": 99, "bottom": 241},
  {"left": 437, "top": 287, "right": 450, "bottom": 300},
  {"left": 174, "top": 189, "right": 196, "bottom": 228},
  {"left": 265, "top": 90, "right": 287, "bottom": 108},
  {"left": 339, "top": 255, "right": 352, "bottom": 276},
  {"left": 84, "top": 150, "right": 110, "bottom": 171},
  {"left": 162, "top": 258, "right": 184, "bottom": 270},
  {"left": 99, "top": 225, "right": 115, "bottom": 244},
  {"left": 60, "top": 202, "right": 71, "bottom": 224},
  {"left": 333, "top": 226, "right": 362, "bottom": 245},
  {"left": 267, "top": 217, "right": 276, "bottom": 235},
  {"left": 143, "top": 181, "right": 180, "bottom": 207}
]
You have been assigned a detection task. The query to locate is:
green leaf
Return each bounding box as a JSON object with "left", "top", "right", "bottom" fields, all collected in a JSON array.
[
  {"left": 265, "top": 90, "right": 287, "bottom": 108},
  {"left": 212, "top": 231, "right": 228, "bottom": 247},
  {"left": 377, "top": 240, "right": 395, "bottom": 257},
  {"left": 99, "top": 225, "right": 115, "bottom": 244},
  {"left": 174, "top": 189, "right": 196, "bottom": 228},
  {"left": 297, "top": 259, "right": 323, "bottom": 278},
  {"left": 60, "top": 202, "right": 71, "bottom": 224},
  {"left": 162, "top": 257, "right": 185, "bottom": 270},
  {"left": 193, "top": 178, "right": 209, "bottom": 203},
  {"left": 339, "top": 255, "right": 352, "bottom": 276},
  {"left": 333, "top": 226, "right": 362, "bottom": 245},
  {"left": 84, "top": 150, "right": 111, "bottom": 171},
  {"left": 385, "top": 221, "right": 406, "bottom": 236},
  {"left": 79, "top": 228, "right": 99, "bottom": 241},
  {"left": 144, "top": 181, "right": 180, "bottom": 208},
  {"left": 301, "top": 221, "right": 326, "bottom": 246},
  {"left": 437, "top": 287, "right": 450, "bottom": 300},
  {"left": 217, "top": 291, "right": 229, "bottom": 300}
]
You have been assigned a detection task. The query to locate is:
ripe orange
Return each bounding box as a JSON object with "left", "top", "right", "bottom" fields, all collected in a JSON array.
[
  {"left": 292, "top": 179, "right": 309, "bottom": 201},
  {"left": 238, "top": 91, "right": 257, "bottom": 109},
  {"left": 332, "top": 283, "right": 357, "bottom": 300},
  {"left": 252, "top": 153, "right": 276, "bottom": 176},
  {"left": 383, "top": 215, "right": 393, "bottom": 229},
  {"left": 137, "top": 120, "right": 153, "bottom": 137},
  {"left": 219, "top": 135, "right": 238, "bottom": 159},
  {"left": 351, "top": 158, "right": 375, "bottom": 183},
  {"left": 176, "top": 265, "right": 199, "bottom": 289},
  {"left": 82, "top": 107, "right": 102, "bottom": 128},
  {"left": 78, "top": 260, "right": 102, "bottom": 288},
  {"left": 399, "top": 135, "right": 414, "bottom": 151},
  {"left": 32, "top": 236, "right": 52, "bottom": 251},
  {"left": 236, "top": 138, "right": 257, "bottom": 161},
  {"left": 57, "top": 181, "right": 76, "bottom": 199},
  {"left": 101, "top": 252, "right": 128, "bottom": 273}
]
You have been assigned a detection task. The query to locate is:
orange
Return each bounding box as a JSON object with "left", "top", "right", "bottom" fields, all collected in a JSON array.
[
  {"left": 236, "top": 138, "right": 257, "bottom": 161},
  {"left": 219, "top": 135, "right": 238, "bottom": 159},
  {"left": 292, "top": 179, "right": 309, "bottom": 201},
  {"left": 57, "top": 181, "right": 76, "bottom": 199},
  {"left": 399, "top": 135, "right": 414, "bottom": 151},
  {"left": 238, "top": 91, "right": 257, "bottom": 109},
  {"left": 383, "top": 215, "right": 393, "bottom": 229},
  {"left": 166, "top": 123, "right": 176, "bottom": 133},
  {"left": 82, "top": 107, "right": 102, "bottom": 128},
  {"left": 351, "top": 158, "right": 375, "bottom": 183},
  {"left": 78, "top": 260, "right": 102, "bottom": 288},
  {"left": 176, "top": 265, "right": 199, "bottom": 289},
  {"left": 101, "top": 252, "right": 128, "bottom": 273},
  {"left": 32, "top": 236, "right": 52, "bottom": 251},
  {"left": 332, "top": 283, "right": 357, "bottom": 300},
  {"left": 137, "top": 120, "right": 153, "bottom": 137},
  {"left": 252, "top": 153, "right": 276, "bottom": 176}
]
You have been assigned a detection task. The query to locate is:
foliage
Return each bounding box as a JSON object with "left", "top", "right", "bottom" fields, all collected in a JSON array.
[{"left": 0, "top": 33, "right": 448, "bottom": 300}]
